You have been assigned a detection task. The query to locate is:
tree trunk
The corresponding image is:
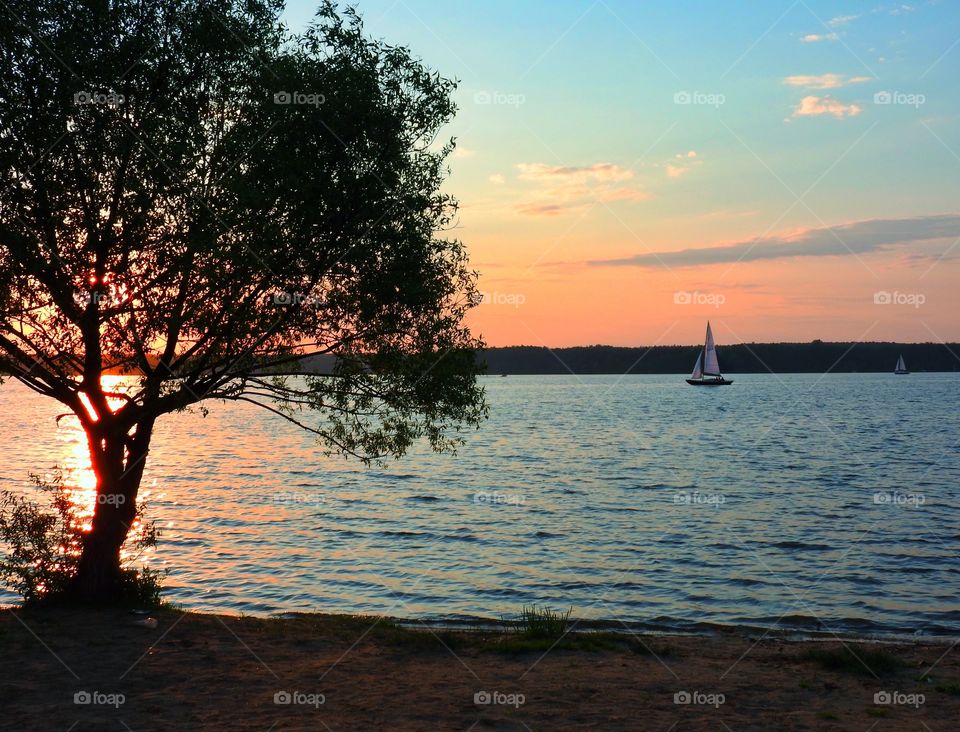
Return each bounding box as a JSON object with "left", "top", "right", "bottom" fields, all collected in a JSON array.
[{"left": 70, "top": 418, "right": 155, "bottom": 603}]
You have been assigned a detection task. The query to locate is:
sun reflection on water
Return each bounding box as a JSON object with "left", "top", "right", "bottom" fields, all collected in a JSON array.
[{"left": 58, "top": 376, "right": 154, "bottom": 563}]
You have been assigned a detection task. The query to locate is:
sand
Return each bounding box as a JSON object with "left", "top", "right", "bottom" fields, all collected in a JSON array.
[{"left": 1, "top": 607, "right": 957, "bottom": 731}]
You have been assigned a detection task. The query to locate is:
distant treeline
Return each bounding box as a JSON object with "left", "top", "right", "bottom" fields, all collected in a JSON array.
[{"left": 480, "top": 342, "right": 960, "bottom": 374}]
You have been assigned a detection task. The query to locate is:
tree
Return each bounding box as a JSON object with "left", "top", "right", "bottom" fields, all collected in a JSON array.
[{"left": 0, "top": 0, "right": 485, "bottom": 601}]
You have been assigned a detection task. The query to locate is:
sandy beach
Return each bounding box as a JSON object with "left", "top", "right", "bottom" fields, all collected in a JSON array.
[{"left": 1, "top": 607, "right": 957, "bottom": 731}]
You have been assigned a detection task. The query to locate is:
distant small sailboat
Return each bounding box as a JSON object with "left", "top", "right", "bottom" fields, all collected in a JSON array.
[
  {"left": 894, "top": 354, "right": 910, "bottom": 375},
  {"left": 686, "top": 322, "right": 733, "bottom": 386}
]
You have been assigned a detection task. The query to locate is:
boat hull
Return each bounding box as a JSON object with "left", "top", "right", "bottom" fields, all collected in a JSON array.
[
  {"left": 686, "top": 378, "right": 733, "bottom": 386},
  {"left": 894, "top": 370, "right": 910, "bottom": 375}
]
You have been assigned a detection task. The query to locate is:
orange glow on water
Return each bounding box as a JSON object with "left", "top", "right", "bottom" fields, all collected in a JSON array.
[{"left": 60, "top": 376, "right": 151, "bottom": 560}]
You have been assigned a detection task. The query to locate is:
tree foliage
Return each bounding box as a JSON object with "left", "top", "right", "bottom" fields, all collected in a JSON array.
[{"left": 0, "top": 0, "right": 485, "bottom": 459}]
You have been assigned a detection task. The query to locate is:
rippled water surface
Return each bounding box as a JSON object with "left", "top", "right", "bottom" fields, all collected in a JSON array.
[{"left": 1, "top": 374, "right": 958, "bottom": 637}]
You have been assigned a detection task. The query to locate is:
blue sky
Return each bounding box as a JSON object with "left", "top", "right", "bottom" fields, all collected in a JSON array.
[{"left": 283, "top": 1, "right": 960, "bottom": 346}]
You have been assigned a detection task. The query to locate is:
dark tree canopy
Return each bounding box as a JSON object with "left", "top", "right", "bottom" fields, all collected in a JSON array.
[{"left": 0, "top": 0, "right": 485, "bottom": 599}]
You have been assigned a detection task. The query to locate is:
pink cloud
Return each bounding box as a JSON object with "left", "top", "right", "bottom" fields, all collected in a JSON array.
[
  {"left": 514, "top": 162, "right": 647, "bottom": 216},
  {"left": 792, "top": 95, "right": 862, "bottom": 119},
  {"left": 800, "top": 32, "right": 839, "bottom": 43},
  {"left": 516, "top": 162, "right": 633, "bottom": 183},
  {"left": 784, "top": 74, "right": 872, "bottom": 89}
]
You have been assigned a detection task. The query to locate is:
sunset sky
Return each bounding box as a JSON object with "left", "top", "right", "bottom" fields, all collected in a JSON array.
[{"left": 286, "top": 0, "right": 960, "bottom": 347}]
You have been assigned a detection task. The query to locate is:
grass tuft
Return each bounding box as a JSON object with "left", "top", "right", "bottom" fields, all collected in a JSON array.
[{"left": 511, "top": 605, "right": 572, "bottom": 640}]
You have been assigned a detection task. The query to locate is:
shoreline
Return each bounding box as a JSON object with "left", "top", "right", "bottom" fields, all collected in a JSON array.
[
  {"left": 400, "top": 614, "right": 960, "bottom": 646},
  {"left": 3, "top": 606, "right": 958, "bottom": 730},
  {"left": 7, "top": 600, "right": 955, "bottom": 645}
]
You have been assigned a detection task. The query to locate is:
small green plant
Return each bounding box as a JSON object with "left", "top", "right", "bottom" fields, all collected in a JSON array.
[
  {"left": 511, "top": 605, "right": 572, "bottom": 640},
  {"left": 0, "top": 471, "right": 164, "bottom": 605},
  {"left": 0, "top": 473, "right": 81, "bottom": 602}
]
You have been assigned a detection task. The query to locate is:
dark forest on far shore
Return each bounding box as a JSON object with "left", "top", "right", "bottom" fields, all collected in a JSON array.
[{"left": 480, "top": 342, "right": 960, "bottom": 375}]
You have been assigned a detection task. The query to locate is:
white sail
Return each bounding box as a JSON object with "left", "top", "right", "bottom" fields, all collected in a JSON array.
[
  {"left": 703, "top": 322, "right": 721, "bottom": 376},
  {"left": 690, "top": 351, "right": 703, "bottom": 379},
  {"left": 896, "top": 355, "right": 906, "bottom": 372}
]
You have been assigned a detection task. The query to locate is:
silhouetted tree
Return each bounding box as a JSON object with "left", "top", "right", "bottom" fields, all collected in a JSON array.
[{"left": 0, "top": 0, "right": 485, "bottom": 601}]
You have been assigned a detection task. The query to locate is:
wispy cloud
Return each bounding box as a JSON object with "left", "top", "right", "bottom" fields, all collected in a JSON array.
[
  {"left": 792, "top": 95, "right": 862, "bottom": 118},
  {"left": 801, "top": 32, "right": 840, "bottom": 43},
  {"left": 488, "top": 174, "right": 506, "bottom": 185},
  {"left": 516, "top": 162, "right": 633, "bottom": 184},
  {"left": 665, "top": 150, "right": 700, "bottom": 178},
  {"left": 514, "top": 162, "right": 647, "bottom": 216},
  {"left": 516, "top": 202, "right": 587, "bottom": 217},
  {"left": 828, "top": 14, "right": 859, "bottom": 27},
  {"left": 588, "top": 215, "right": 960, "bottom": 268},
  {"left": 784, "top": 74, "right": 872, "bottom": 89}
]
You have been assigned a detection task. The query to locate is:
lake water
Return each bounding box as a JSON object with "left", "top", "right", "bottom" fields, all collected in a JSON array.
[{"left": 1, "top": 374, "right": 958, "bottom": 638}]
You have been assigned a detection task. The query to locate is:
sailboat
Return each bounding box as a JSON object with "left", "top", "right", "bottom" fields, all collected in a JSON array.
[
  {"left": 686, "top": 322, "right": 733, "bottom": 386},
  {"left": 894, "top": 354, "right": 910, "bottom": 375}
]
